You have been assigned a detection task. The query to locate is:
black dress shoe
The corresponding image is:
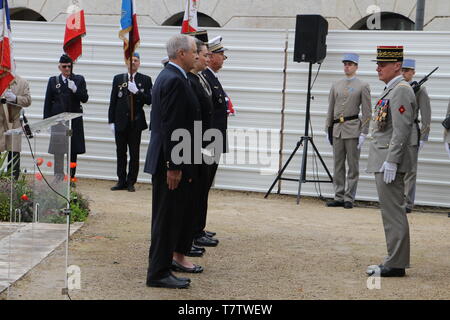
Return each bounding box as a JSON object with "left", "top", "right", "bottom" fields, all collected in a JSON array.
[
  {"left": 127, "top": 185, "right": 135, "bottom": 192},
  {"left": 192, "top": 244, "right": 206, "bottom": 253},
  {"left": 344, "top": 201, "right": 353, "bottom": 209},
  {"left": 366, "top": 264, "right": 406, "bottom": 277},
  {"left": 205, "top": 230, "right": 216, "bottom": 237},
  {"left": 146, "top": 274, "right": 190, "bottom": 288},
  {"left": 194, "top": 235, "right": 219, "bottom": 247},
  {"left": 171, "top": 260, "right": 204, "bottom": 273},
  {"left": 172, "top": 273, "right": 191, "bottom": 283},
  {"left": 406, "top": 207, "right": 412, "bottom": 213},
  {"left": 186, "top": 245, "right": 204, "bottom": 257},
  {"left": 326, "top": 200, "right": 345, "bottom": 207},
  {"left": 111, "top": 183, "right": 127, "bottom": 191}
]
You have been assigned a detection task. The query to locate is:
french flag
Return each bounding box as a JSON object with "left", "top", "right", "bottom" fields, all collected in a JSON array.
[
  {"left": 119, "top": 0, "right": 140, "bottom": 61},
  {"left": 0, "top": 0, "right": 14, "bottom": 96},
  {"left": 181, "top": 0, "right": 198, "bottom": 33}
]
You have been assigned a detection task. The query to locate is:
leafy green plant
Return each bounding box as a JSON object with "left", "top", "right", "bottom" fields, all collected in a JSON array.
[{"left": 0, "top": 151, "right": 90, "bottom": 223}]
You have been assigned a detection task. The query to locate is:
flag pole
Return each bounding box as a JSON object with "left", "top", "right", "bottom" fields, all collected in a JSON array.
[{"left": 128, "top": 27, "right": 135, "bottom": 123}]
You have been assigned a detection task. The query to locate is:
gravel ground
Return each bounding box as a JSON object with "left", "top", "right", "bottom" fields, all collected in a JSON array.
[{"left": 3, "top": 178, "right": 450, "bottom": 300}]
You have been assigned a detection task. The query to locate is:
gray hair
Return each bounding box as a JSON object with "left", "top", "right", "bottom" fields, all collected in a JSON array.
[{"left": 166, "top": 34, "right": 194, "bottom": 59}]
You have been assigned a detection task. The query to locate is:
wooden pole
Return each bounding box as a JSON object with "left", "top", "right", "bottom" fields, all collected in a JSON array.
[{"left": 128, "top": 29, "right": 135, "bottom": 123}]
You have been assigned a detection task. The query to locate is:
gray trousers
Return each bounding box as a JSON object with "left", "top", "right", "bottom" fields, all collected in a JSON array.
[
  {"left": 375, "top": 173, "right": 410, "bottom": 269},
  {"left": 332, "top": 137, "right": 360, "bottom": 203}
]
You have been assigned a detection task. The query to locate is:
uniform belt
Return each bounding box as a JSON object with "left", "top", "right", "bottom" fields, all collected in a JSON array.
[{"left": 333, "top": 114, "right": 359, "bottom": 124}]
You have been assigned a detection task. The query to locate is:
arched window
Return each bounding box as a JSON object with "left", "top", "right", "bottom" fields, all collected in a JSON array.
[
  {"left": 10, "top": 7, "right": 46, "bottom": 21},
  {"left": 351, "top": 12, "right": 414, "bottom": 30},
  {"left": 162, "top": 12, "right": 220, "bottom": 28}
]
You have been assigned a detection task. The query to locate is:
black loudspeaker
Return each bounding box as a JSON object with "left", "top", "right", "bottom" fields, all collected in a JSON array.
[{"left": 294, "top": 14, "right": 328, "bottom": 64}]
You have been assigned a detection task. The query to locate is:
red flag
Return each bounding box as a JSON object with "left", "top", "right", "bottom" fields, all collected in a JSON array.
[
  {"left": 63, "top": 2, "right": 86, "bottom": 61},
  {"left": 0, "top": 0, "right": 14, "bottom": 96},
  {"left": 181, "top": 0, "right": 199, "bottom": 33}
]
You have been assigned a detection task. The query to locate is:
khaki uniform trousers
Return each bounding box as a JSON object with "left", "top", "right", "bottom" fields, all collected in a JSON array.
[
  {"left": 332, "top": 137, "right": 360, "bottom": 203},
  {"left": 375, "top": 172, "right": 410, "bottom": 269}
]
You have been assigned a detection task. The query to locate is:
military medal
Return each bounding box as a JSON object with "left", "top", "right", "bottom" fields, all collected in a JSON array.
[
  {"left": 118, "top": 90, "right": 123, "bottom": 98},
  {"left": 56, "top": 83, "right": 61, "bottom": 89}
]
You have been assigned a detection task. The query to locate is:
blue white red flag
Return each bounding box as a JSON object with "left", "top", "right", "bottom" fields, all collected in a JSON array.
[
  {"left": 0, "top": 0, "right": 14, "bottom": 96},
  {"left": 119, "top": 0, "right": 140, "bottom": 61}
]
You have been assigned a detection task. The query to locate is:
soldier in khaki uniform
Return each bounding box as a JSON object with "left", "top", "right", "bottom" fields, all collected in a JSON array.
[
  {"left": 0, "top": 74, "right": 32, "bottom": 179},
  {"left": 366, "top": 46, "right": 416, "bottom": 277},
  {"left": 444, "top": 100, "right": 450, "bottom": 159},
  {"left": 401, "top": 59, "right": 432, "bottom": 213},
  {"left": 325, "top": 53, "right": 371, "bottom": 209}
]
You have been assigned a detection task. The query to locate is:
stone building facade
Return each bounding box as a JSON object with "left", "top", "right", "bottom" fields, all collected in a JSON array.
[{"left": 7, "top": 0, "right": 450, "bottom": 30}]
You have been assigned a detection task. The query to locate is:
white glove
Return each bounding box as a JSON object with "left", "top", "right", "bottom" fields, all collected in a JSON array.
[
  {"left": 380, "top": 161, "right": 397, "bottom": 184},
  {"left": 357, "top": 134, "right": 366, "bottom": 150},
  {"left": 4, "top": 90, "right": 16, "bottom": 102},
  {"left": 109, "top": 123, "right": 115, "bottom": 134},
  {"left": 128, "top": 81, "right": 138, "bottom": 94},
  {"left": 445, "top": 143, "right": 450, "bottom": 159},
  {"left": 67, "top": 79, "right": 77, "bottom": 93},
  {"left": 419, "top": 140, "right": 425, "bottom": 151}
]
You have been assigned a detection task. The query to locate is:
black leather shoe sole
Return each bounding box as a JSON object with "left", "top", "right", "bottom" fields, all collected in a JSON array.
[
  {"left": 205, "top": 230, "right": 216, "bottom": 237},
  {"left": 326, "top": 200, "right": 345, "bottom": 207},
  {"left": 185, "top": 250, "right": 204, "bottom": 257},
  {"left": 194, "top": 236, "right": 219, "bottom": 247},
  {"left": 171, "top": 260, "right": 204, "bottom": 273},
  {"left": 146, "top": 280, "right": 190, "bottom": 289},
  {"left": 111, "top": 184, "right": 127, "bottom": 191},
  {"left": 344, "top": 201, "right": 353, "bottom": 209}
]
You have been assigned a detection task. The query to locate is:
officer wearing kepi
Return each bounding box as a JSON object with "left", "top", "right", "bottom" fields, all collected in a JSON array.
[
  {"left": 366, "top": 46, "right": 416, "bottom": 277},
  {"left": 401, "top": 58, "right": 432, "bottom": 213},
  {"left": 325, "top": 53, "right": 371, "bottom": 209}
]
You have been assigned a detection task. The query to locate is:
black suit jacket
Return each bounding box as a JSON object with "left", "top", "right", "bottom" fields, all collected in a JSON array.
[
  {"left": 108, "top": 72, "right": 152, "bottom": 132},
  {"left": 201, "top": 68, "right": 228, "bottom": 153},
  {"left": 43, "top": 73, "right": 89, "bottom": 154},
  {"left": 144, "top": 64, "right": 201, "bottom": 177},
  {"left": 187, "top": 72, "right": 213, "bottom": 146}
]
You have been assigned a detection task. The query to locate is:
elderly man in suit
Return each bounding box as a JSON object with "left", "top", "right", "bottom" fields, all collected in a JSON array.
[
  {"left": 144, "top": 34, "right": 201, "bottom": 289},
  {"left": 0, "top": 74, "right": 32, "bottom": 179},
  {"left": 43, "top": 54, "right": 88, "bottom": 180},
  {"left": 401, "top": 59, "right": 432, "bottom": 213},
  {"left": 366, "top": 46, "right": 416, "bottom": 277},
  {"left": 325, "top": 53, "right": 372, "bottom": 209},
  {"left": 108, "top": 52, "right": 152, "bottom": 192}
]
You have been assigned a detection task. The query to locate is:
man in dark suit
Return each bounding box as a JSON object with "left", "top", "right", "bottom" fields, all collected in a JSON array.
[
  {"left": 144, "top": 34, "right": 201, "bottom": 289},
  {"left": 194, "top": 35, "right": 229, "bottom": 247},
  {"left": 43, "top": 54, "right": 88, "bottom": 180},
  {"left": 108, "top": 52, "right": 152, "bottom": 192}
]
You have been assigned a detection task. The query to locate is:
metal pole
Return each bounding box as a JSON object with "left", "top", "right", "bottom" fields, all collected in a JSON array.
[{"left": 415, "top": 0, "right": 425, "bottom": 30}]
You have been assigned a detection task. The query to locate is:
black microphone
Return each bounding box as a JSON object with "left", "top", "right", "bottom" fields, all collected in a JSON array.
[{"left": 20, "top": 110, "right": 33, "bottom": 139}]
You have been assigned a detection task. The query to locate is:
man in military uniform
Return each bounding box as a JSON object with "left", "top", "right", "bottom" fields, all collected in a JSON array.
[
  {"left": 194, "top": 35, "right": 229, "bottom": 247},
  {"left": 108, "top": 52, "right": 152, "bottom": 192},
  {"left": 366, "top": 46, "right": 416, "bottom": 277},
  {"left": 44, "top": 54, "right": 88, "bottom": 180},
  {"left": 401, "top": 59, "right": 432, "bottom": 213},
  {"left": 325, "top": 53, "right": 371, "bottom": 209},
  {"left": 0, "top": 74, "right": 32, "bottom": 179}
]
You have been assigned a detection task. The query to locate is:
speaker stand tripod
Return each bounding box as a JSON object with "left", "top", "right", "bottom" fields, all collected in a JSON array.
[{"left": 264, "top": 62, "right": 333, "bottom": 204}]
